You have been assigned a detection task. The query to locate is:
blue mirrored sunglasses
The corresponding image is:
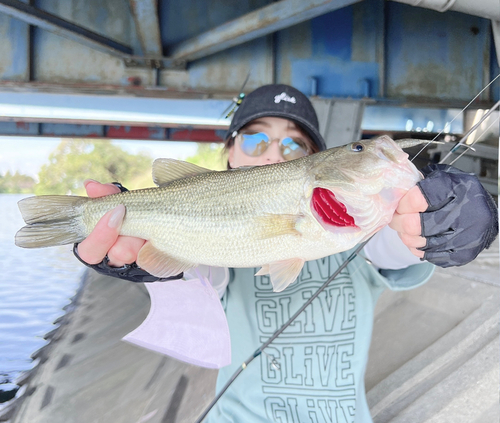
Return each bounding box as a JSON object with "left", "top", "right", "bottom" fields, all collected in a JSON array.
[{"left": 235, "top": 131, "right": 310, "bottom": 161}]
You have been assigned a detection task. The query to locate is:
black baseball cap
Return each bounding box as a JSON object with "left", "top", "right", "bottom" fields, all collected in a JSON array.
[{"left": 227, "top": 84, "right": 326, "bottom": 151}]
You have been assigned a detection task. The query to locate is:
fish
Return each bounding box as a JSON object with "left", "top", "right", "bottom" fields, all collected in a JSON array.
[{"left": 15, "top": 135, "right": 424, "bottom": 292}]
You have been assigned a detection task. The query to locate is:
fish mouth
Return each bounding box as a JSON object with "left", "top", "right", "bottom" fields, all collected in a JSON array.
[
  {"left": 311, "top": 188, "right": 358, "bottom": 229},
  {"left": 377, "top": 137, "right": 412, "bottom": 164}
]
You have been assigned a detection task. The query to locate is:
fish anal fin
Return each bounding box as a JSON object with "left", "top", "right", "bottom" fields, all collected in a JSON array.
[
  {"left": 137, "top": 242, "right": 195, "bottom": 278},
  {"left": 255, "top": 214, "right": 302, "bottom": 239},
  {"left": 269, "top": 258, "right": 305, "bottom": 292},
  {"left": 152, "top": 158, "right": 213, "bottom": 186}
]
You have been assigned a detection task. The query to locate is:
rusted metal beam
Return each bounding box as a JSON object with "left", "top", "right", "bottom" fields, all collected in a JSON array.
[
  {"left": 129, "top": 0, "right": 163, "bottom": 56},
  {"left": 0, "top": 0, "right": 133, "bottom": 57},
  {"left": 0, "top": 81, "right": 220, "bottom": 100},
  {"left": 170, "top": 0, "right": 362, "bottom": 62}
]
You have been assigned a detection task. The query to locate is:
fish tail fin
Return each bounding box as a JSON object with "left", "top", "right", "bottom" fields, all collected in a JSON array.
[{"left": 16, "top": 195, "right": 89, "bottom": 248}]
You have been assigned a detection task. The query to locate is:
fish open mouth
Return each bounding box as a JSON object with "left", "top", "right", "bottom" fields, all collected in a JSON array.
[{"left": 311, "top": 188, "right": 357, "bottom": 228}]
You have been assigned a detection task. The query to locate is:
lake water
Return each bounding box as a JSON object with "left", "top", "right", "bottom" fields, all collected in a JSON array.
[{"left": 0, "top": 194, "right": 84, "bottom": 400}]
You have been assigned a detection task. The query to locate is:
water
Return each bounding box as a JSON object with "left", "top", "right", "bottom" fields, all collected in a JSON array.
[{"left": 0, "top": 194, "right": 84, "bottom": 400}]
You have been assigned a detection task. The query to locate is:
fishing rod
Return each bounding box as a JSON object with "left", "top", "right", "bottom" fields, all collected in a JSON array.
[
  {"left": 194, "top": 77, "right": 500, "bottom": 422},
  {"left": 194, "top": 240, "right": 368, "bottom": 423},
  {"left": 410, "top": 73, "right": 500, "bottom": 163},
  {"left": 441, "top": 99, "right": 500, "bottom": 165}
]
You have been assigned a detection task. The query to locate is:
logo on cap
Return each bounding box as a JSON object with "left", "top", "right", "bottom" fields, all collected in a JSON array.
[{"left": 274, "top": 92, "right": 296, "bottom": 104}]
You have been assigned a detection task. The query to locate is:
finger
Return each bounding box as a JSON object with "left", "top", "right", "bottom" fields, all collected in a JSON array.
[
  {"left": 408, "top": 247, "right": 425, "bottom": 259},
  {"left": 107, "top": 236, "right": 145, "bottom": 267},
  {"left": 398, "top": 232, "right": 426, "bottom": 249},
  {"left": 84, "top": 180, "right": 121, "bottom": 198},
  {"left": 77, "top": 205, "right": 125, "bottom": 264},
  {"left": 389, "top": 212, "right": 422, "bottom": 236},
  {"left": 396, "top": 186, "right": 428, "bottom": 214}
]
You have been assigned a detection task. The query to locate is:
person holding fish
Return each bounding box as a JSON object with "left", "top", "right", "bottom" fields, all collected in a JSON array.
[{"left": 17, "top": 84, "right": 498, "bottom": 422}]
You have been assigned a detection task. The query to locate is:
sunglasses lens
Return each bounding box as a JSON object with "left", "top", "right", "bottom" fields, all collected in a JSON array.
[
  {"left": 281, "top": 138, "right": 308, "bottom": 160},
  {"left": 239, "top": 132, "right": 270, "bottom": 157}
]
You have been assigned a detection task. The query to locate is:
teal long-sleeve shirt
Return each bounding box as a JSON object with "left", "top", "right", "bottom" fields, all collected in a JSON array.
[{"left": 207, "top": 250, "right": 434, "bottom": 423}]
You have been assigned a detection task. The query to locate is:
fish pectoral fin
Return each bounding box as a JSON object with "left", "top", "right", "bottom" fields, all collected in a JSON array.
[
  {"left": 255, "top": 214, "right": 302, "bottom": 239},
  {"left": 269, "top": 258, "right": 305, "bottom": 292},
  {"left": 152, "top": 158, "right": 214, "bottom": 186},
  {"left": 255, "top": 264, "right": 270, "bottom": 276},
  {"left": 137, "top": 242, "right": 195, "bottom": 278}
]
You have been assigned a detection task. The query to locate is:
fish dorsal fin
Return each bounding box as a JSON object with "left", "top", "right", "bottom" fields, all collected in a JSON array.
[
  {"left": 137, "top": 241, "right": 195, "bottom": 278},
  {"left": 152, "top": 158, "right": 213, "bottom": 186},
  {"left": 255, "top": 258, "right": 305, "bottom": 292}
]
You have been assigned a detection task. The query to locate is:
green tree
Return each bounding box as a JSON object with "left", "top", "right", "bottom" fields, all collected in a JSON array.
[
  {"left": 185, "top": 143, "right": 227, "bottom": 171},
  {"left": 35, "top": 139, "right": 152, "bottom": 195},
  {"left": 0, "top": 171, "right": 36, "bottom": 193}
]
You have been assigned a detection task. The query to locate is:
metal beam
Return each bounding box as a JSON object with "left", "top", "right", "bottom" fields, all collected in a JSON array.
[
  {"left": 493, "top": 20, "right": 500, "bottom": 68},
  {"left": 170, "top": 0, "right": 362, "bottom": 62},
  {"left": 129, "top": 0, "right": 162, "bottom": 56},
  {"left": 0, "top": 91, "right": 231, "bottom": 129},
  {"left": 0, "top": 121, "right": 226, "bottom": 142},
  {"left": 0, "top": 0, "right": 133, "bottom": 57},
  {"left": 0, "top": 80, "right": 229, "bottom": 100}
]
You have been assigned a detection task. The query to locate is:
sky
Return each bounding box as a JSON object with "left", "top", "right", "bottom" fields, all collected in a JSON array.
[{"left": 0, "top": 136, "right": 199, "bottom": 179}]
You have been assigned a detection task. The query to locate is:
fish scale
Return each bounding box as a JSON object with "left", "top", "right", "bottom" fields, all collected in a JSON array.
[{"left": 16, "top": 136, "right": 423, "bottom": 292}]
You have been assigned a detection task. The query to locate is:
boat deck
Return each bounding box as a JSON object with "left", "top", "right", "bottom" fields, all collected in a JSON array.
[{"left": 3, "top": 243, "right": 499, "bottom": 423}]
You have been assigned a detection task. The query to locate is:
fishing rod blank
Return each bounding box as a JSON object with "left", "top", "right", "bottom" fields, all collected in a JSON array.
[
  {"left": 194, "top": 241, "right": 368, "bottom": 423},
  {"left": 194, "top": 77, "right": 500, "bottom": 422},
  {"left": 440, "top": 99, "right": 500, "bottom": 165}
]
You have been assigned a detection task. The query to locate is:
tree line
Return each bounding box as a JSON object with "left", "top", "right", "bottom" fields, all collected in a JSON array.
[
  {"left": 0, "top": 171, "right": 36, "bottom": 193},
  {"left": 2, "top": 139, "right": 226, "bottom": 194}
]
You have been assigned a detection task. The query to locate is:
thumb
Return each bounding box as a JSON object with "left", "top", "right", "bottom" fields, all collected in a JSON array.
[
  {"left": 396, "top": 185, "right": 428, "bottom": 214},
  {"left": 77, "top": 205, "right": 125, "bottom": 264}
]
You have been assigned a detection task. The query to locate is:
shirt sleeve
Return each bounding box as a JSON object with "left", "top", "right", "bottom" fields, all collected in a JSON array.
[
  {"left": 184, "top": 265, "right": 230, "bottom": 299},
  {"left": 363, "top": 225, "right": 423, "bottom": 270},
  {"left": 354, "top": 226, "right": 435, "bottom": 292}
]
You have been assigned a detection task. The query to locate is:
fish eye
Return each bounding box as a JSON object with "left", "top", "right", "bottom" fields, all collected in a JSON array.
[{"left": 350, "top": 143, "right": 364, "bottom": 152}]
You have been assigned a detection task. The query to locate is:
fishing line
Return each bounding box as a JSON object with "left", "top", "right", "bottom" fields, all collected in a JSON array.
[
  {"left": 411, "top": 73, "right": 500, "bottom": 163},
  {"left": 194, "top": 240, "right": 369, "bottom": 423},
  {"left": 440, "top": 99, "right": 500, "bottom": 165},
  {"left": 448, "top": 115, "right": 500, "bottom": 166}
]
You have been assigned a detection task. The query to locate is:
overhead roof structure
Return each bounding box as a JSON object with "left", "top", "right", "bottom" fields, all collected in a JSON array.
[
  {"left": 0, "top": 3, "right": 499, "bottom": 423},
  {"left": 0, "top": 0, "right": 498, "bottom": 139}
]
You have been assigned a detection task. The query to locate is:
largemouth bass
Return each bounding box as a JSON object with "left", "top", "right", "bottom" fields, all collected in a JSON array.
[{"left": 16, "top": 135, "right": 424, "bottom": 292}]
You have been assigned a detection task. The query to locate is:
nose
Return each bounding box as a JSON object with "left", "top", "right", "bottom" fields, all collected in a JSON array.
[{"left": 263, "top": 139, "right": 285, "bottom": 164}]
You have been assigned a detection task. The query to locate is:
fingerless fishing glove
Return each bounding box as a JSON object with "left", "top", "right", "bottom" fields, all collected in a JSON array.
[
  {"left": 73, "top": 182, "right": 183, "bottom": 283},
  {"left": 417, "top": 164, "right": 498, "bottom": 268}
]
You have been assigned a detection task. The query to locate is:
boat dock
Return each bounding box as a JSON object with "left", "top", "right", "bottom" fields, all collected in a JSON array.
[{"left": 2, "top": 243, "right": 499, "bottom": 423}]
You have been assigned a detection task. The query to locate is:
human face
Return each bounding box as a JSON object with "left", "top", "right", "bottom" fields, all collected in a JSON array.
[{"left": 228, "top": 117, "right": 314, "bottom": 168}]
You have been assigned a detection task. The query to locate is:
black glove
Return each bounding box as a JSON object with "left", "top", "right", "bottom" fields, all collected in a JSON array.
[
  {"left": 416, "top": 164, "right": 498, "bottom": 268},
  {"left": 73, "top": 182, "right": 183, "bottom": 283}
]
